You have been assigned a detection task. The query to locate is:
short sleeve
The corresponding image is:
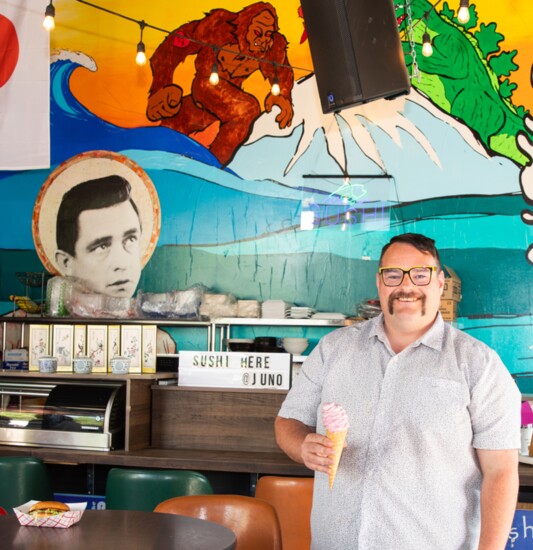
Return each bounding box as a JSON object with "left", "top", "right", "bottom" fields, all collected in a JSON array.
[
  {"left": 278, "top": 338, "right": 328, "bottom": 427},
  {"left": 469, "top": 347, "right": 521, "bottom": 450}
]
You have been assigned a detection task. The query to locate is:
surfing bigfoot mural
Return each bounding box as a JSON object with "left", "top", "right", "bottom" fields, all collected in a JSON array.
[{"left": 146, "top": 2, "right": 294, "bottom": 166}]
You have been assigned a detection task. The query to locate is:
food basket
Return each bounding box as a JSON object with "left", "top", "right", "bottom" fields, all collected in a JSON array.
[{"left": 14, "top": 500, "right": 87, "bottom": 528}]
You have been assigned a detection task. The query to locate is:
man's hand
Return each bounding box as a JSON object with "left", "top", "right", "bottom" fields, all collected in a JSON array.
[
  {"left": 300, "top": 432, "right": 334, "bottom": 474},
  {"left": 265, "top": 94, "right": 293, "bottom": 129},
  {"left": 146, "top": 85, "right": 183, "bottom": 121},
  {"left": 275, "top": 416, "right": 336, "bottom": 474}
]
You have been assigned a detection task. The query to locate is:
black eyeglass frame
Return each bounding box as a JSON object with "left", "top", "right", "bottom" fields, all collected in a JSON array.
[{"left": 378, "top": 266, "right": 438, "bottom": 287}]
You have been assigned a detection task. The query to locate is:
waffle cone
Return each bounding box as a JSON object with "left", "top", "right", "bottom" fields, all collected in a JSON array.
[{"left": 326, "top": 428, "right": 348, "bottom": 488}]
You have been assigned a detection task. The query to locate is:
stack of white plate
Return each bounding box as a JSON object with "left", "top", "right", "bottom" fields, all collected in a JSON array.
[
  {"left": 289, "top": 306, "right": 315, "bottom": 319},
  {"left": 261, "top": 300, "right": 292, "bottom": 319}
]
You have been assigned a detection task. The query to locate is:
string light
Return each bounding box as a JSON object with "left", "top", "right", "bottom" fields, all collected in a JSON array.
[
  {"left": 271, "top": 76, "right": 280, "bottom": 96},
  {"left": 43, "top": 1, "right": 55, "bottom": 32},
  {"left": 457, "top": 0, "right": 470, "bottom": 24},
  {"left": 73, "top": 0, "right": 464, "bottom": 81},
  {"left": 74, "top": 0, "right": 312, "bottom": 76},
  {"left": 209, "top": 63, "right": 219, "bottom": 86},
  {"left": 135, "top": 21, "right": 146, "bottom": 66},
  {"left": 422, "top": 31, "right": 433, "bottom": 57}
]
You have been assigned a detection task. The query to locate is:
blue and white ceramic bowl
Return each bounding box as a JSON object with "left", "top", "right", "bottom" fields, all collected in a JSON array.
[
  {"left": 73, "top": 356, "right": 93, "bottom": 374},
  {"left": 110, "top": 356, "right": 130, "bottom": 374},
  {"left": 38, "top": 356, "right": 58, "bottom": 373}
]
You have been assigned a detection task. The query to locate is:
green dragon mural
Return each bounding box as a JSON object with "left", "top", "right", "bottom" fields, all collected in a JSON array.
[{"left": 397, "top": 0, "right": 530, "bottom": 165}]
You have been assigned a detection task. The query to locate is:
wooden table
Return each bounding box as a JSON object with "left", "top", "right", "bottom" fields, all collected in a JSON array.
[{"left": 0, "top": 510, "right": 236, "bottom": 550}]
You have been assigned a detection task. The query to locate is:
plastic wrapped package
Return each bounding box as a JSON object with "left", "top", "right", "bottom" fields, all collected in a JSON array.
[
  {"left": 237, "top": 300, "right": 261, "bottom": 318},
  {"left": 46, "top": 276, "right": 74, "bottom": 317},
  {"left": 66, "top": 292, "right": 134, "bottom": 318},
  {"left": 137, "top": 286, "right": 204, "bottom": 319},
  {"left": 358, "top": 299, "right": 382, "bottom": 319},
  {"left": 199, "top": 292, "right": 238, "bottom": 319},
  {"left": 54, "top": 277, "right": 135, "bottom": 318}
]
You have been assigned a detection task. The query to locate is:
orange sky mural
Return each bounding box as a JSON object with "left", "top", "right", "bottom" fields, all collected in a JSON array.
[
  {"left": 50, "top": 0, "right": 532, "bottom": 129},
  {"left": 51, "top": 1, "right": 313, "bottom": 128}
]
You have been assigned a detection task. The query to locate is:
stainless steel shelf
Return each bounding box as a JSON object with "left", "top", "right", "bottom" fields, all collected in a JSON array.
[
  {"left": 210, "top": 317, "right": 353, "bottom": 352},
  {"left": 2, "top": 316, "right": 211, "bottom": 327},
  {"left": 212, "top": 317, "right": 349, "bottom": 327}
]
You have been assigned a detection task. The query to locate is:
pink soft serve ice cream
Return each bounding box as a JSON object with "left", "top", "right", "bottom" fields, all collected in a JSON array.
[
  {"left": 322, "top": 402, "right": 350, "bottom": 432},
  {"left": 322, "top": 402, "right": 349, "bottom": 488}
]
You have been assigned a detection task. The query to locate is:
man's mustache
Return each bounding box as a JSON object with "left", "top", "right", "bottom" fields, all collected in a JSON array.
[{"left": 388, "top": 291, "right": 426, "bottom": 315}]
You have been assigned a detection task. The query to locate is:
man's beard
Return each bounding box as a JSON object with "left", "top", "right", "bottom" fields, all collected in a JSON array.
[{"left": 388, "top": 291, "right": 426, "bottom": 316}]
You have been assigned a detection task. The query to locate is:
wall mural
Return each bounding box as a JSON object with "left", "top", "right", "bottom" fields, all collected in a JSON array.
[
  {"left": 146, "top": 2, "right": 294, "bottom": 166},
  {"left": 0, "top": 0, "right": 532, "bottom": 379}
]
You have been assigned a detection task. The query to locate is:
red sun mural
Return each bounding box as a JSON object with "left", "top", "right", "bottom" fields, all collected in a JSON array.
[{"left": 0, "top": 14, "right": 19, "bottom": 88}]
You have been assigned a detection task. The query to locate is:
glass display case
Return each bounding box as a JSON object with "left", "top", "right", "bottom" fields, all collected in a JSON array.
[{"left": 0, "top": 377, "right": 125, "bottom": 451}]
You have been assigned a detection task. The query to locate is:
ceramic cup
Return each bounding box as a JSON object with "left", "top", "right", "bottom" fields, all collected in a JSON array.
[
  {"left": 73, "top": 356, "right": 93, "bottom": 374},
  {"left": 38, "top": 356, "right": 58, "bottom": 373},
  {"left": 110, "top": 356, "right": 130, "bottom": 374}
]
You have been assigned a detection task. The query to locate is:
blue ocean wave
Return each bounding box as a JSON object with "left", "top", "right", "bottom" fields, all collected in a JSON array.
[{"left": 50, "top": 56, "right": 220, "bottom": 167}]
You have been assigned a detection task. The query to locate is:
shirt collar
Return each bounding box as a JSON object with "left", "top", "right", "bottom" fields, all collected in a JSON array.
[{"left": 369, "top": 312, "right": 445, "bottom": 352}]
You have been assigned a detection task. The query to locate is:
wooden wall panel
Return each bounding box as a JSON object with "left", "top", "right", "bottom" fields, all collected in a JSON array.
[{"left": 152, "top": 387, "right": 287, "bottom": 453}]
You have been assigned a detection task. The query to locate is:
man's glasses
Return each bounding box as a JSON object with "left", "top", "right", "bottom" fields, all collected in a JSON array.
[{"left": 378, "top": 266, "right": 437, "bottom": 287}]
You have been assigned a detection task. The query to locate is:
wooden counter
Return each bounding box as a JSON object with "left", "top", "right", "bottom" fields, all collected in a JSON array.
[
  {"left": 519, "top": 463, "right": 533, "bottom": 487},
  {"left": 0, "top": 374, "right": 311, "bottom": 478},
  {"left": 0, "top": 444, "right": 310, "bottom": 476}
]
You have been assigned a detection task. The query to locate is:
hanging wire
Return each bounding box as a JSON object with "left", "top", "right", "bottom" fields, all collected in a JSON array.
[{"left": 75, "top": 0, "right": 313, "bottom": 74}]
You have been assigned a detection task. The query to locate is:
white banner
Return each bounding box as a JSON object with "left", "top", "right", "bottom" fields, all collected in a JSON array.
[
  {"left": 0, "top": 0, "right": 50, "bottom": 170},
  {"left": 179, "top": 351, "right": 292, "bottom": 390}
]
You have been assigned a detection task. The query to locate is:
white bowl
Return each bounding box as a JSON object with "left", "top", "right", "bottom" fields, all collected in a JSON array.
[{"left": 282, "top": 338, "right": 309, "bottom": 355}]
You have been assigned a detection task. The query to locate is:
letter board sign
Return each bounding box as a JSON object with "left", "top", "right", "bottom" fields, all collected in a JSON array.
[{"left": 178, "top": 351, "right": 291, "bottom": 390}]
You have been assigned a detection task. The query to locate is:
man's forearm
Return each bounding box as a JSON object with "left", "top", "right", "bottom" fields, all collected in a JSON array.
[
  {"left": 274, "top": 416, "right": 313, "bottom": 463},
  {"left": 478, "top": 464, "right": 519, "bottom": 550}
]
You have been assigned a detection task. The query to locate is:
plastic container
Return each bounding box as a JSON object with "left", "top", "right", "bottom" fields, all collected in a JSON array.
[{"left": 521, "top": 424, "right": 533, "bottom": 456}]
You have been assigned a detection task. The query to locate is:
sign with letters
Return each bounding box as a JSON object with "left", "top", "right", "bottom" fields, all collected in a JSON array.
[
  {"left": 507, "top": 510, "right": 533, "bottom": 549},
  {"left": 178, "top": 351, "right": 292, "bottom": 390}
]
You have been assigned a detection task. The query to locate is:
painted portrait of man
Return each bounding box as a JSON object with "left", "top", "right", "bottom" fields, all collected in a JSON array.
[
  {"left": 54, "top": 175, "right": 142, "bottom": 298},
  {"left": 32, "top": 150, "right": 161, "bottom": 299}
]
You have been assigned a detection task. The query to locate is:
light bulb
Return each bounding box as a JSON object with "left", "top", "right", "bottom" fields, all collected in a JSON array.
[
  {"left": 136, "top": 42, "right": 146, "bottom": 66},
  {"left": 457, "top": 0, "right": 470, "bottom": 23},
  {"left": 457, "top": 6, "right": 469, "bottom": 23},
  {"left": 209, "top": 64, "right": 219, "bottom": 85},
  {"left": 43, "top": 2, "right": 55, "bottom": 31},
  {"left": 422, "top": 32, "right": 433, "bottom": 57},
  {"left": 43, "top": 15, "right": 55, "bottom": 31},
  {"left": 271, "top": 77, "right": 280, "bottom": 96}
]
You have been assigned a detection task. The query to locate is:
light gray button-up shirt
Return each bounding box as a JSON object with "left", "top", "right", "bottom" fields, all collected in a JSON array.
[{"left": 278, "top": 314, "right": 521, "bottom": 550}]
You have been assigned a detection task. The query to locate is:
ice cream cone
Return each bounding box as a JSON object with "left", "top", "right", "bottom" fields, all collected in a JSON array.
[{"left": 326, "top": 428, "right": 348, "bottom": 488}]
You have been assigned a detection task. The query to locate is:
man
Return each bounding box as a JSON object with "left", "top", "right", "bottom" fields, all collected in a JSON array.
[
  {"left": 275, "top": 233, "right": 520, "bottom": 550},
  {"left": 54, "top": 175, "right": 142, "bottom": 299}
]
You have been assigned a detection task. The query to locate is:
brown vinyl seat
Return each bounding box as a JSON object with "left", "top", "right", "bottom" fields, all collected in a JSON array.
[
  {"left": 154, "top": 494, "right": 282, "bottom": 550},
  {"left": 255, "top": 475, "right": 314, "bottom": 550}
]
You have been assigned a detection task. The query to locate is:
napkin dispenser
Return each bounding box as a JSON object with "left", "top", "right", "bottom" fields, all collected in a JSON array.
[{"left": 0, "top": 378, "right": 125, "bottom": 451}]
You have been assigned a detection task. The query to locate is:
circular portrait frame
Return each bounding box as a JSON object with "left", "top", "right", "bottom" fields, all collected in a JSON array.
[{"left": 32, "top": 150, "right": 161, "bottom": 275}]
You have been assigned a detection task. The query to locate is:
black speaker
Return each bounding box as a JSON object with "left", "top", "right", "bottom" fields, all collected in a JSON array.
[{"left": 300, "top": 0, "right": 410, "bottom": 114}]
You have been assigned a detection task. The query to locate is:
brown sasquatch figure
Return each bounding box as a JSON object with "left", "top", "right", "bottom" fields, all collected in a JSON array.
[{"left": 147, "top": 2, "right": 294, "bottom": 166}]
